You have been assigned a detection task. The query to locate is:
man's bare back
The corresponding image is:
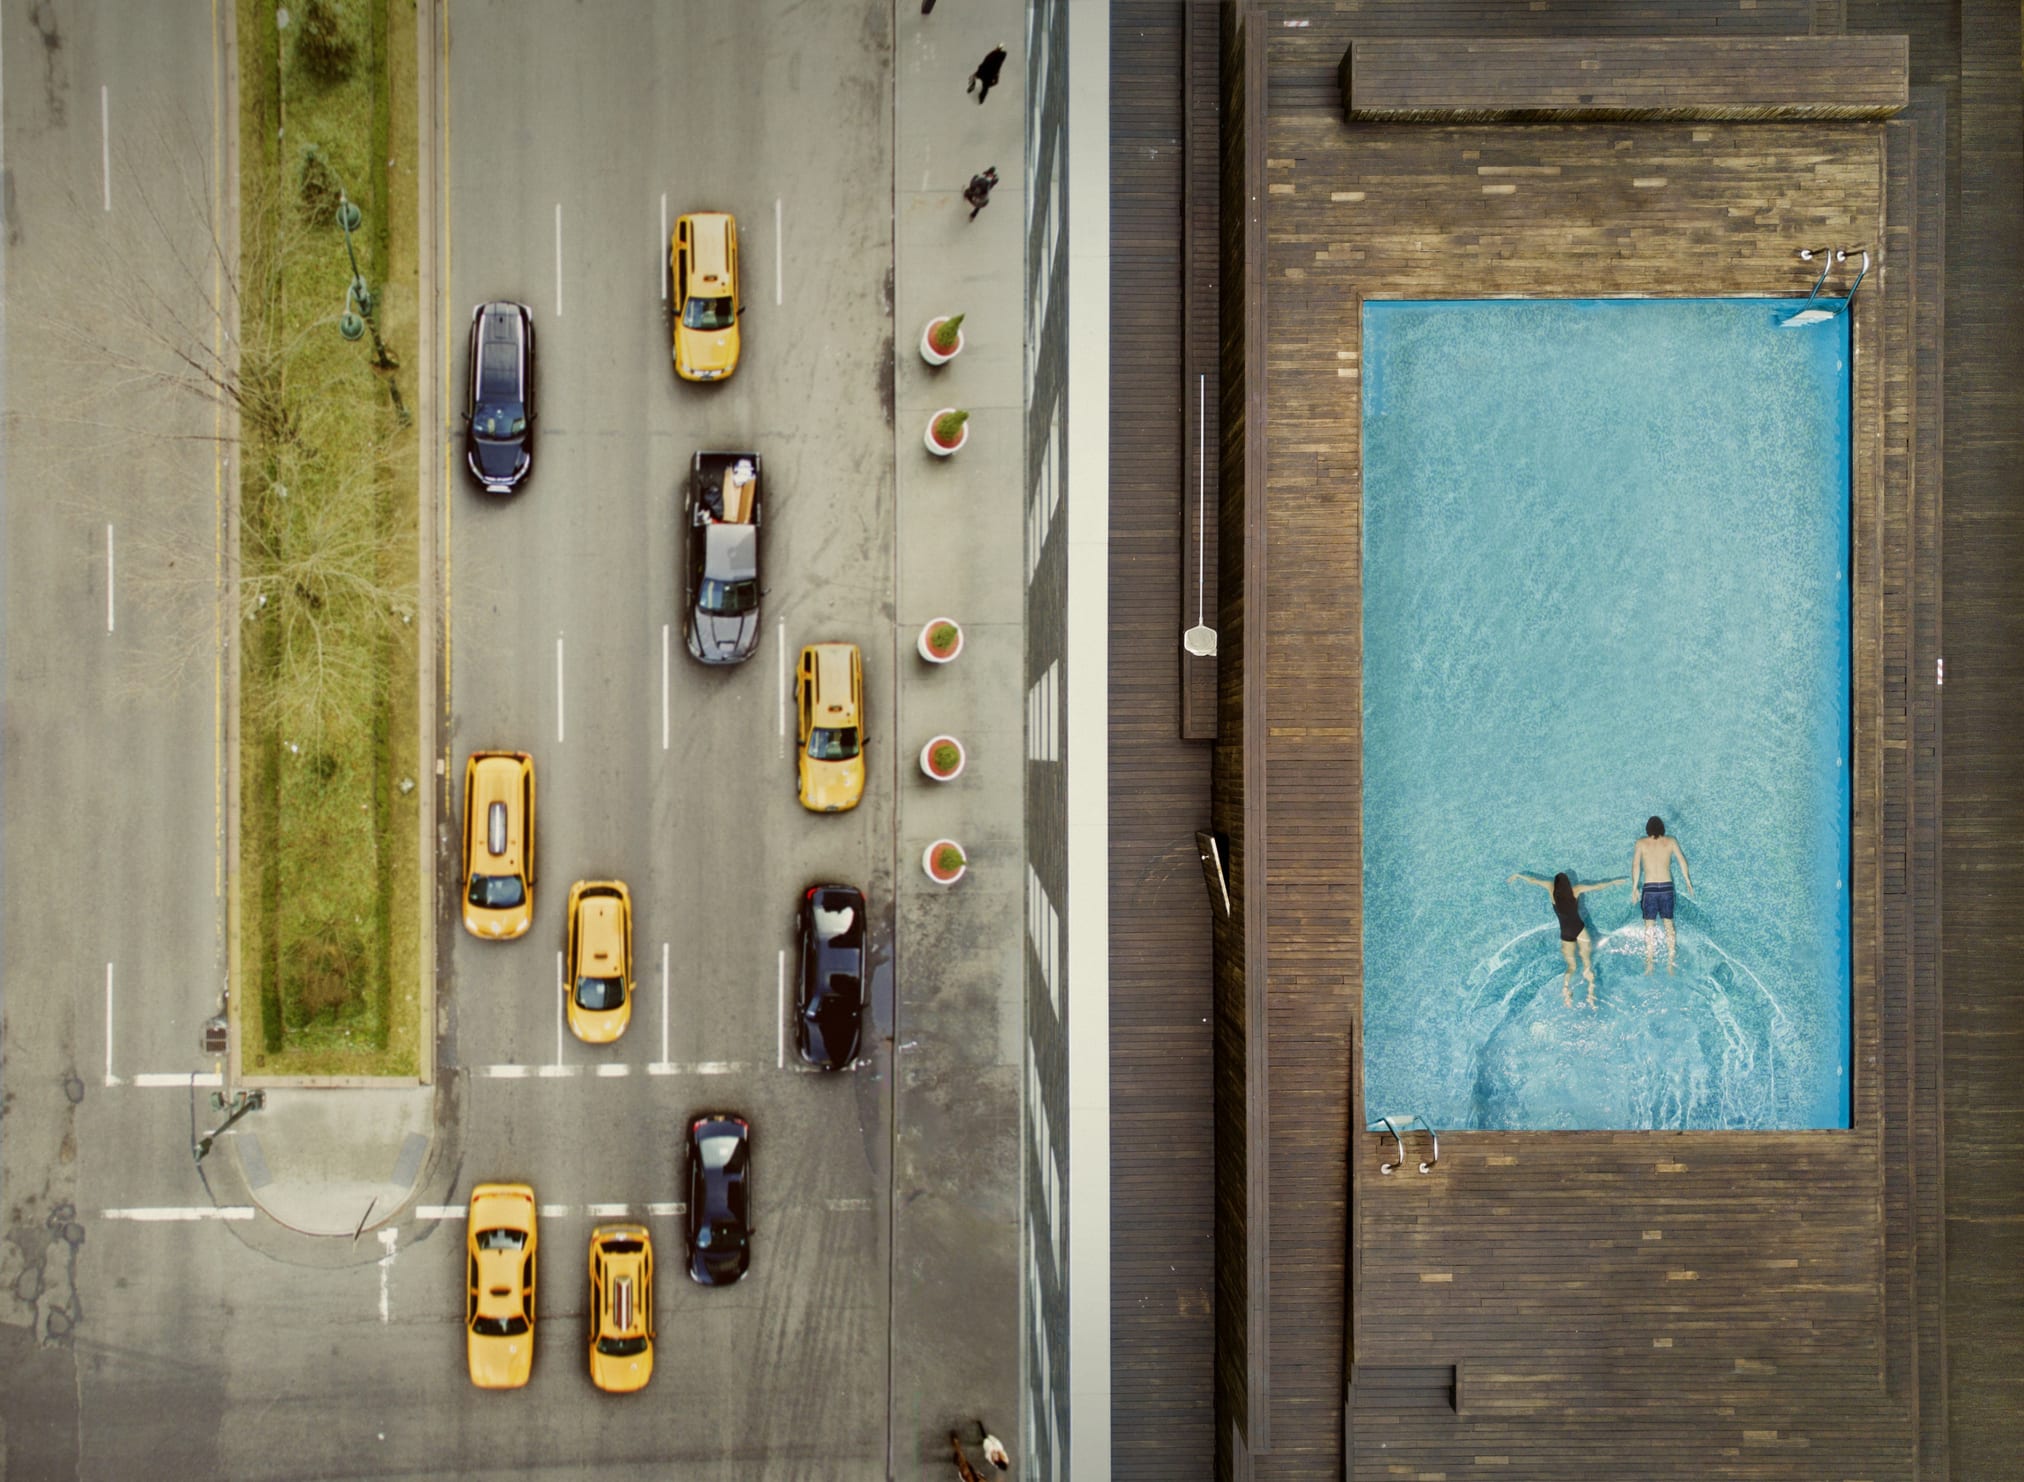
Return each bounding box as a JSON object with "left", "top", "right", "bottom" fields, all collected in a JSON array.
[{"left": 1631, "top": 835, "right": 1688, "bottom": 889}]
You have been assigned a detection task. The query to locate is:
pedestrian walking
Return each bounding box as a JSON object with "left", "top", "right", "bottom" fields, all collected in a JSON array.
[
  {"left": 967, "top": 44, "right": 1008, "bottom": 103},
  {"left": 949, "top": 1431, "right": 986, "bottom": 1482},
  {"left": 976, "top": 1421, "right": 1011, "bottom": 1471},
  {"left": 963, "top": 167, "right": 999, "bottom": 221}
]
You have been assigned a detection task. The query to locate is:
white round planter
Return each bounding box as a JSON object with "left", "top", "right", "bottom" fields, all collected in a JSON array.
[
  {"left": 922, "top": 839, "right": 968, "bottom": 886},
  {"left": 924, "top": 409, "right": 970, "bottom": 457},
  {"left": 919, "top": 735, "right": 966, "bottom": 782},
  {"left": 917, "top": 619, "right": 964, "bottom": 664},
  {"left": 920, "top": 318, "right": 965, "bottom": 366}
]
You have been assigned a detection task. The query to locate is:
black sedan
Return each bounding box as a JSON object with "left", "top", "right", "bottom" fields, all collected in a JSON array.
[
  {"left": 464, "top": 301, "right": 535, "bottom": 493},
  {"left": 684, "top": 1114, "right": 751, "bottom": 1286},
  {"left": 795, "top": 884, "right": 866, "bottom": 1071}
]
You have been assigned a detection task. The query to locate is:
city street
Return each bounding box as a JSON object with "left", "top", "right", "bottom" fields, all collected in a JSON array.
[{"left": 1, "top": 1, "right": 924, "bottom": 1476}]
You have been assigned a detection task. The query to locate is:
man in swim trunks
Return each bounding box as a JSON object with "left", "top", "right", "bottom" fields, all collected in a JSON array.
[{"left": 1629, "top": 816, "right": 1694, "bottom": 975}]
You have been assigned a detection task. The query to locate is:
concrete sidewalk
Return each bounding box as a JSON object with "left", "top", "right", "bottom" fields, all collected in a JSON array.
[
  {"left": 889, "top": 2, "right": 1030, "bottom": 1474},
  {"left": 221, "top": 1086, "right": 436, "bottom": 1235}
]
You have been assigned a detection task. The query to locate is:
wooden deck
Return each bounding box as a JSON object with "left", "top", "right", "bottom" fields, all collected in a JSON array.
[
  {"left": 1340, "top": 35, "right": 1910, "bottom": 122},
  {"left": 1108, "top": 3, "right": 1217, "bottom": 1472},
  {"left": 1194, "top": 1, "right": 2020, "bottom": 1477}
]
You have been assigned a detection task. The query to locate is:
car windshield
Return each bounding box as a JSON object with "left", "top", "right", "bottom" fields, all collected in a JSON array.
[
  {"left": 575, "top": 976, "right": 626, "bottom": 1012},
  {"left": 472, "top": 402, "right": 526, "bottom": 440},
  {"left": 807, "top": 726, "right": 860, "bottom": 763},
  {"left": 596, "top": 1334, "right": 649, "bottom": 1356},
  {"left": 698, "top": 578, "right": 759, "bottom": 616},
  {"left": 474, "top": 1227, "right": 526, "bottom": 1252},
  {"left": 682, "top": 295, "right": 735, "bottom": 332},
  {"left": 471, "top": 1314, "right": 529, "bottom": 1337},
  {"left": 468, "top": 873, "right": 525, "bottom": 910}
]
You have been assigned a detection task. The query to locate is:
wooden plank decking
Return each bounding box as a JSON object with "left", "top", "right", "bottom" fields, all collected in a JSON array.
[
  {"left": 1198, "top": 2, "right": 1990, "bottom": 1477},
  {"left": 1109, "top": 4, "right": 1217, "bottom": 1473},
  {"left": 1340, "top": 35, "right": 1910, "bottom": 122}
]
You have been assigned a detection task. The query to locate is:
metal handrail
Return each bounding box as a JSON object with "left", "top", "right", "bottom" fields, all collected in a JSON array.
[
  {"left": 1375, "top": 1117, "right": 1405, "bottom": 1175},
  {"left": 1372, "top": 1114, "right": 1441, "bottom": 1175}
]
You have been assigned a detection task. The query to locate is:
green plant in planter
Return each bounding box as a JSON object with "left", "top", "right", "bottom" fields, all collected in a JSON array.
[
  {"left": 933, "top": 843, "right": 967, "bottom": 874},
  {"left": 930, "top": 314, "right": 965, "bottom": 353},
  {"left": 932, "top": 410, "right": 970, "bottom": 447},
  {"left": 928, "top": 623, "right": 960, "bottom": 657},
  {"left": 930, "top": 741, "right": 961, "bottom": 774}
]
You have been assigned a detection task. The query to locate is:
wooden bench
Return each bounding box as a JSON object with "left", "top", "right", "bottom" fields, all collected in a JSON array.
[{"left": 1339, "top": 36, "right": 1909, "bottom": 123}]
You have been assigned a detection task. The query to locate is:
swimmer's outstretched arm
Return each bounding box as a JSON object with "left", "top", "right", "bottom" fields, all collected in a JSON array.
[
  {"left": 1573, "top": 876, "right": 1629, "bottom": 897},
  {"left": 1671, "top": 841, "right": 1693, "bottom": 896},
  {"left": 1507, "top": 872, "right": 1552, "bottom": 891}
]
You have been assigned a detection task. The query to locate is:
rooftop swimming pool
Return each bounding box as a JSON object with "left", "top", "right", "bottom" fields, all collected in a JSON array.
[{"left": 1361, "top": 299, "right": 1851, "bottom": 1132}]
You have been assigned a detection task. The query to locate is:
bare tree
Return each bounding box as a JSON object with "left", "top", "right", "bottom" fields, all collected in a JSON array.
[{"left": 17, "top": 109, "right": 415, "bottom": 743}]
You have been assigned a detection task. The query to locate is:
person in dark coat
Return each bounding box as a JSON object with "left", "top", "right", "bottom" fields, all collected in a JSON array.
[
  {"left": 962, "top": 167, "right": 999, "bottom": 221},
  {"left": 968, "top": 44, "right": 1008, "bottom": 103}
]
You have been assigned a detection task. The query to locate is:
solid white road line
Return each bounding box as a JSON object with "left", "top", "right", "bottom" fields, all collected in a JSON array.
[
  {"left": 104, "top": 964, "right": 116, "bottom": 1086},
  {"left": 102, "top": 1207, "right": 256, "bottom": 1221},
  {"left": 660, "top": 193, "right": 668, "bottom": 301},
  {"left": 106, "top": 524, "right": 115, "bottom": 632},
  {"left": 774, "top": 197, "right": 783, "bottom": 305},
  {"left": 478, "top": 1064, "right": 530, "bottom": 1078},
  {"left": 378, "top": 1229, "right": 397, "bottom": 1322},
  {"left": 824, "top": 1197, "right": 872, "bottom": 1212},
  {"left": 645, "top": 1201, "right": 686, "bottom": 1217},
  {"left": 691, "top": 1061, "right": 742, "bottom": 1075},
  {"left": 777, "top": 950, "right": 786, "bottom": 1069},
  {"left": 132, "top": 1072, "right": 224, "bottom": 1088},
  {"left": 539, "top": 1204, "right": 569, "bottom": 1219},
  {"left": 586, "top": 1203, "right": 630, "bottom": 1218},
  {"left": 416, "top": 1206, "right": 462, "bottom": 1220},
  {"left": 662, "top": 623, "right": 670, "bottom": 749},
  {"left": 777, "top": 624, "right": 787, "bottom": 744},
  {"left": 421, "top": 1202, "right": 689, "bottom": 1220},
  {"left": 595, "top": 1064, "right": 629, "bottom": 1077},
  {"left": 660, "top": 942, "right": 670, "bottom": 1065},
  {"left": 100, "top": 86, "right": 110, "bottom": 211},
  {"left": 556, "top": 634, "right": 566, "bottom": 742},
  {"left": 554, "top": 203, "right": 563, "bottom": 317},
  {"left": 556, "top": 949, "right": 565, "bottom": 1064},
  {"left": 537, "top": 1065, "right": 577, "bottom": 1079}
]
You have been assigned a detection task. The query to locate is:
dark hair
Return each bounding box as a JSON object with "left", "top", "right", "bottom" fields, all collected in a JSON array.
[
  {"left": 1552, "top": 872, "right": 1575, "bottom": 911},
  {"left": 1646, "top": 816, "right": 1665, "bottom": 838}
]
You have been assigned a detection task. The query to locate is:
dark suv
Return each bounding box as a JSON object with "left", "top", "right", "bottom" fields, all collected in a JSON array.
[
  {"left": 795, "top": 885, "right": 866, "bottom": 1070},
  {"left": 465, "top": 301, "right": 536, "bottom": 493}
]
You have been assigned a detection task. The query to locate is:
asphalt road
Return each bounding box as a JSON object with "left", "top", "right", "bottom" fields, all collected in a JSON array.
[
  {"left": 438, "top": 0, "right": 897, "bottom": 1469},
  {"left": 1, "top": 0, "right": 901, "bottom": 1476}
]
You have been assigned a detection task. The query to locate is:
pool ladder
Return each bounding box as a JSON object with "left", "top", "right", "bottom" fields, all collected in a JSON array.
[{"left": 1375, "top": 1114, "right": 1440, "bottom": 1175}]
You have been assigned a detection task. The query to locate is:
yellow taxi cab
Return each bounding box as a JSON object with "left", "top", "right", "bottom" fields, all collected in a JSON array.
[
  {"left": 671, "top": 212, "right": 741, "bottom": 381},
  {"left": 564, "top": 881, "right": 633, "bottom": 1044},
  {"left": 463, "top": 751, "right": 535, "bottom": 939},
  {"left": 586, "top": 1223, "right": 655, "bottom": 1393},
  {"left": 794, "top": 643, "right": 866, "bottom": 813},
  {"left": 465, "top": 1182, "right": 538, "bottom": 1389}
]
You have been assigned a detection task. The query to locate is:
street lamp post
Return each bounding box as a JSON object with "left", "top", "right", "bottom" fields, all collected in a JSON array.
[
  {"left": 332, "top": 189, "right": 409, "bottom": 422},
  {"left": 194, "top": 1088, "right": 267, "bottom": 1163}
]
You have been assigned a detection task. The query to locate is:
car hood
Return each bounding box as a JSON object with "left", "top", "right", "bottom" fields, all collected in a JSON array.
[
  {"left": 676, "top": 326, "right": 740, "bottom": 377},
  {"left": 589, "top": 1345, "right": 653, "bottom": 1393},
  {"left": 689, "top": 606, "right": 759, "bottom": 664},
  {"left": 801, "top": 757, "right": 865, "bottom": 813},
  {"left": 470, "top": 439, "right": 528, "bottom": 488},
  {"left": 567, "top": 1001, "right": 629, "bottom": 1043},
  {"left": 689, "top": 1246, "right": 748, "bottom": 1286},
  {"left": 468, "top": 1331, "right": 532, "bottom": 1389},
  {"left": 464, "top": 899, "right": 533, "bottom": 939}
]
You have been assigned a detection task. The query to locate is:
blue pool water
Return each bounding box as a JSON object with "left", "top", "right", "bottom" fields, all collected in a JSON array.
[{"left": 1361, "top": 299, "right": 1851, "bottom": 1131}]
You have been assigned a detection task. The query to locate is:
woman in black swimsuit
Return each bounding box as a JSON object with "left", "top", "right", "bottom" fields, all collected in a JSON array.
[{"left": 1508, "top": 871, "right": 1628, "bottom": 1009}]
